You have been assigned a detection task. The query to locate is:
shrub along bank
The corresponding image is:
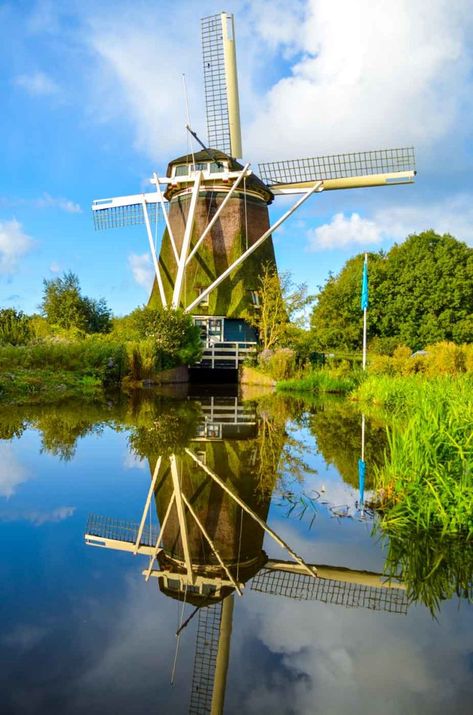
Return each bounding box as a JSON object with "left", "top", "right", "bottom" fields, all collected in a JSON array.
[{"left": 0, "top": 308, "right": 202, "bottom": 404}]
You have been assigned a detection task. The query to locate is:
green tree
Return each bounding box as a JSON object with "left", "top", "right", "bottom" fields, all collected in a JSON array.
[
  {"left": 311, "top": 232, "right": 473, "bottom": 351},
  {"left": 245, "top": 264, "right": 313, "bottom": 350},
  {"left": 0, "top": 308, "right": 32, "bottom": 345},
  {"left": 40, "top": 271, "right": 111, "bottom": 334}
]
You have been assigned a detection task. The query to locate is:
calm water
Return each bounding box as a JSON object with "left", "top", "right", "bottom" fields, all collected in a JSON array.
[{"left": 0, "top": 389, "right": 471, "bottom": 714}]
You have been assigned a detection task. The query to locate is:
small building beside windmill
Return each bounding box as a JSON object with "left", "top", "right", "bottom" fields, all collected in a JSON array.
[{"left": 148, "top": 150, "right": 276, "bottom": 353}]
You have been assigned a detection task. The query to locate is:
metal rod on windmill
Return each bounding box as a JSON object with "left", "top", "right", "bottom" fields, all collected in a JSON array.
[{"left": 361, "top": 253, "right": 369, "bottom": 370}]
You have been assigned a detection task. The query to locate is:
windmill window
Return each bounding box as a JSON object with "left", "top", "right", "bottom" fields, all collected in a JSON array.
[
  {"left": 192, "top": 162, "right": 209, "bottom": 172},
  {"left": 196, "top": 450, "right": 207, "bottom": 465},
  {"left": 174, "top": 164, "right": 189, "bottom": 176},
  {"left": 198, "top": 287, "right": 209, "bottom": 308},
  {"left": 209, "top": 162, "right": 224, "bottom": 173},
  {"left": 250, "top": 290, "right": 260, "bottom": 307}
]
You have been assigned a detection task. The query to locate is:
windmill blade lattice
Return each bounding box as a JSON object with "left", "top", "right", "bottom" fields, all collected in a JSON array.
[
  {"left": 189, "top": 602, "right": 223, "bottom": 715},
  {"left": 259, "top": 146, "right": 416, "bottom": 186},
  {"left": 251, "top": 568, "right": 409, "bottom": 615},
  {"left": 93, "top": 201, "right": 162, "bottom": 231},
  {"left": 201, "top": 13, "right": 242, "bottom": 157}
]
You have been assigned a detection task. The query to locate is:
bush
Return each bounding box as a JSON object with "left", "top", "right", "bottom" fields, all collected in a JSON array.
[
  {"left": 112, "top": 306, "right": 201, "bottom": 370},
  {"left": 0, "top": 309, "right": 31, "bottom": 346},
  {"left": 423, "top": 341, "right": 466, "bottom": 375},
  {"left": 367, "top": 341, "right": 472, "bottom": 377}
]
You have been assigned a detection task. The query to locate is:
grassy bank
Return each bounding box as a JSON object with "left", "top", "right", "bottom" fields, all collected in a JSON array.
[
  {"left": 352, "top": 375, "right": 473, "bottom": 536},
  {"left": 277, "top": 369, "right": 361, "bottom": 394},
  {"left": 0, "top": 336, "right": 194, "bottom": 405}
]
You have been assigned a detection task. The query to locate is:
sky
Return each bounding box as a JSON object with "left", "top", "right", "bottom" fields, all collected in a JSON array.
[{"left": 1, "top": 0, "right": 472, "bottom": 316}]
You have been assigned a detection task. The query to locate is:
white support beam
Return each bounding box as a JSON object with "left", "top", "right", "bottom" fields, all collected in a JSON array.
[
  {"left": 185, "top": 181, "right": 324, "bottom": 313},
  {"left": 186, "top": 163, "right": 251, "bottom": 266},
  {"left": 153, "top": 172, "right": 179, "bottom": 265},
  {"left": 142, "top": 198, "right": 167, "bottom": 308},
  {"left": 92, "top": 191, "right": 165, "bottom": 211},
  {"left": 181, "top": 493, "right": 243, "bottom": 596},
  {"left": 134, "top": 456, "right": 162, "bottom": 554},
  {"left": 172, "top": 172, "right": 202, "bottom": 308},
  {"left": 265, "top": 560, "right": 406, "bottom": 590},
  {"left": 169, "top": 454, "right": 194, "bottom": 583},
  {"left": 144, "top": 492, "right": 175, "bottom": 581},
  {"left": 185, "top": 448, "right": 317, "bottom": 578}
]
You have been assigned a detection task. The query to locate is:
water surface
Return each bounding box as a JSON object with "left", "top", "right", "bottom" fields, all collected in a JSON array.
[{"left": 1, "top": 390, "right": 471, "bottom": 714}]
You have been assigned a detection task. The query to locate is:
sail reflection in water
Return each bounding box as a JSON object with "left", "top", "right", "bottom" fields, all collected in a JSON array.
[{"left": 85, "top": 395, "right": 408, "bottom": 715}]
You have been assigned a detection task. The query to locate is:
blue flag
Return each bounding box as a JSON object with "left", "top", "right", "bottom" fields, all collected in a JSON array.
[
  {"left": 358, "top": 458, "right": 366, "bottom": 505},
  {"left": 360, "top": 257, "right": 369, "bottom": 311}
]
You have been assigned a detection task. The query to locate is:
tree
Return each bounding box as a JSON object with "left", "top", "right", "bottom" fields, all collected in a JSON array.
[
  {"left": 0, "top": 308, "right": 31, "bottom": 346},
  {"left": 40, "top": 271, "right": 111, "bottom": 334},
  {"left": 113, "top": 306, "right": 202, "bottom": 368},
  {"left": 310, "top": 232, "right": 473, "bottom": 351},
  {"left": 245, "top": 264, "right": 313, "bottom": 351}
]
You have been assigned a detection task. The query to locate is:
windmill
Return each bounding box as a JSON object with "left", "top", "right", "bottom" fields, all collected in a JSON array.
[
  {"left": 85, "top": 397, "right": 408, "bottom": 714},
  {"left": 92, "top": 11, "right": 416, "bottom": 368}
]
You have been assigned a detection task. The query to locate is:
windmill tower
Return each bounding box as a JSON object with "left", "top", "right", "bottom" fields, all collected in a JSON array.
[{"left": 92, "top": 11, "right": 416, "bottom": 368}]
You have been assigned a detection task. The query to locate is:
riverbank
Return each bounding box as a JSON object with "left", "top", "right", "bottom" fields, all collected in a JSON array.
[{"left": 354, "top": 374, "right": 473, "bottom": 536}]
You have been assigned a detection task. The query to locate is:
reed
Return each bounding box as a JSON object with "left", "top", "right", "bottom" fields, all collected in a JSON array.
[
  {"left": 380, "top": 530, "right": 472, "bottom": 613},
  {"left": 356, "top": 375, "right": 473, "bottom": 535},
  {"left": 277, "top": 369, "right": 361, "bottom": 394}
]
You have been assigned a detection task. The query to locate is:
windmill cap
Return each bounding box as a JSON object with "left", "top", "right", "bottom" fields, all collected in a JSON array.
[{"left": 166, "top": 149, "right": 274, "bottom": 204}]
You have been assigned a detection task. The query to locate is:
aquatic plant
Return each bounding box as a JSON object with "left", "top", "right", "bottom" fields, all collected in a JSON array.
[
  {"left": 356, "top": 375, "right": 473, "bottom": 535},
  {"left": 380, "top": 529, "right": 472, "bottom": 614}
]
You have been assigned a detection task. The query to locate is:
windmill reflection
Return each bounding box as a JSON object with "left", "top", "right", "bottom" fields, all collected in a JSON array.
[{"left": 85, "top": 394, "right": 407, "bottom": 715}]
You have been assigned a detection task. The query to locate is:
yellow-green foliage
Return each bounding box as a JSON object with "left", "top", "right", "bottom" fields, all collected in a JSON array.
[
  {"left": 259, "top": 348, "right": 297, "bottom": 380},
  {"left": 368, "top": 341, "right": 473, "bottom": 377}
]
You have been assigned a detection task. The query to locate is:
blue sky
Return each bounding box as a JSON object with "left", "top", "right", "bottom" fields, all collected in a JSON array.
[{"left": 1, "top": 0, "right": 472, "bottom": 316}]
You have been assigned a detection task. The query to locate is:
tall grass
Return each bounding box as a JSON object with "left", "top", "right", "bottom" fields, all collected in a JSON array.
[
  {"left": 380, "top": 530, "right": 472, "bottom": 613},
  {"left": 277, "top": 369, "right": 362, "bottom": 394},
  {"left": 355, "top": 375, "right": 473, "bottom": 535}
]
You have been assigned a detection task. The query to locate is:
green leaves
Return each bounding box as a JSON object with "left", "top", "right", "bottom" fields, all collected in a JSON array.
[
  {"left": 40, "top": 271, "right": 111, "bottom": 334},
  {"left": 311, "top": 231, "right": 473, "bottom": 351}
]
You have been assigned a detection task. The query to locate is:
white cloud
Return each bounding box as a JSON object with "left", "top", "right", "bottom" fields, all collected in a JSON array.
[
  {"left": 123, "top": 451, "right": 146, "bottom": 471},
  {"left": 309, "top": 212, "right": 382, "bottom": 249},
  {"left": 246, "top": 0, "right": 473, "bottom": 161},
  {"left": 14, "top": 70, "right": 59, "bottom": 96},
  {"left": 0, "top": 193, "right": 81, "bottom": 213},
  {"left": 0, "top": 506, "right": 75, "bottom": 525},
  {"left": 128, "top": 253, "right": 154, "bottom": 290},
  {"left": 74, "top": 0, "right": 473, "bottom": 187},
  {"left": 34, "top": 193, "right": 81, "bottom": 213},
  {"left": 0, "top": 219, "right": 34, "bottom": 275},
  {"left": 0, "top": 444, "right": 29, "bottom": 498},
  {"left": 308, "top": 193, "right": 473, "bottom": 250},
  {"left": 49, "top": 261, "right": 61, "bottom": 273}
]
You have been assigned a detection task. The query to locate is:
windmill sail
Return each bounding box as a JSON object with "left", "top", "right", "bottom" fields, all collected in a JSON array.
[
  {"left": 189, "top": 602, "right": 223, "bottom": 715},
  {"left": 92, "top": 193, "right": 163, "bottom": 230},
  {"left": 251, "top": 567, "right": 409, "bottom": 614},
  {"left": 259, "top": 147, "right": 416, "bottom": 194},
  {"left": 202, "top": 12, "right": 242, "bottom": 158}
]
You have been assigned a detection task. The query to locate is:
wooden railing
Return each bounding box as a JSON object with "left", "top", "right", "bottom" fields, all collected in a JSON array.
[{"left": 194, "top": 341, "right": 257, "bottom": 369}]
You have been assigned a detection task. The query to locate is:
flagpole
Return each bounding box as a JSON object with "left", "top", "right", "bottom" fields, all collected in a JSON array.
[{"left": 362, "top": 253, "right": 368, "bottom": 370}]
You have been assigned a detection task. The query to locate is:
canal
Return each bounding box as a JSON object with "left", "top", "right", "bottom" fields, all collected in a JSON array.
[{"left": 1, "top": 388, "right": 471, "bottom": 714}]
